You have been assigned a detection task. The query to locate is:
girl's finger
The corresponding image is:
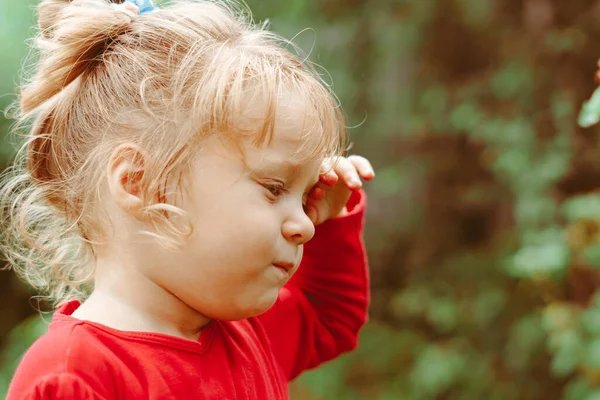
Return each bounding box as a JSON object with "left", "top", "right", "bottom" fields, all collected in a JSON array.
[
  {"left": 333, "top": 157, "right": 362, "bottom": 190},
  {"left": 308, "top": 186, "right": 326, "bottom": 200},
  {"left": 348, "top": 155, "right": 375, "bottom": 180},
  {"left": 319, "top": 158, "right": 338, "bottom": 186},
  {"left": 319, "top": 169, "right": 338, "bottom": 187}
]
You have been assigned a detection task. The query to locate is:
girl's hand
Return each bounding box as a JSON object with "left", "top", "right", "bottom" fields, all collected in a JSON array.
[{"left": 305, "top": 155, "right": 374, "bottom": 225}]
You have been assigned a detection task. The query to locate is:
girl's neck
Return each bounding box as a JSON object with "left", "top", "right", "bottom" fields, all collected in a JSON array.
[{"left": 72, "top": 254, "right": 210, "bottom": 341}]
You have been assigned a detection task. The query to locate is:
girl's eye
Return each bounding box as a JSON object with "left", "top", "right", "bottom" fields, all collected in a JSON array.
[{"left": 263, "top": 183, "right": 288, "bottom": 199}]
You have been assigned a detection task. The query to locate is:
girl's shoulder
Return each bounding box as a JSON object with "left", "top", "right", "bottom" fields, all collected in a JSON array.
[{"left": 7, "top": 306, "right": 119, "bottom": 399}]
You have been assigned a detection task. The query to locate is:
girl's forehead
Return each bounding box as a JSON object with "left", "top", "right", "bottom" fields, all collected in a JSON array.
[
  {"left": 222, "top": 82, "right": 341, "bottom": 167},
  {"left": 235, "top": 88, "right": 318, "bottom": 129},
  {"left": 243, "top": 133, "right": 323, "bottom": 170},
  {"left": 233, "top": 88, "right": 324, "bottom": 150}
]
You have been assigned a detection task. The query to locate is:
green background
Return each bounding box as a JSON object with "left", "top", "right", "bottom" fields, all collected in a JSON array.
[{"left": 2, "top": 0, "right": 600, "bottom": 399}]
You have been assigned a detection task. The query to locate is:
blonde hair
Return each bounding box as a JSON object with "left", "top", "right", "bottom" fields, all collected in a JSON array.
[{"left": 0, "top": 0, "right": 346, "bottom": 306}]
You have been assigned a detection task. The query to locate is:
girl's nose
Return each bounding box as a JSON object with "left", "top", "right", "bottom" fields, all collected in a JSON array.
[{"left": 281, "top": 207, "right": 315, "bottom": 245}]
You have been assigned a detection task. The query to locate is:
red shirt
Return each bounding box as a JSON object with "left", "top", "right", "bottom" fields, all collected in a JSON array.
[{"left": 7, "top": 191, "right": 369, "bottom": 400}]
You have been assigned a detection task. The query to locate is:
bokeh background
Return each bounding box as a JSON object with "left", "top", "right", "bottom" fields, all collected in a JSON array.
[{"left": 2, "top": 0, "right": 600, "bottom": 399}]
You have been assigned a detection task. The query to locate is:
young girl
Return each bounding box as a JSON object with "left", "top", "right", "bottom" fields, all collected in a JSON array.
[{"left": 2, "top": 0, "right": 374, "bottom": 398}]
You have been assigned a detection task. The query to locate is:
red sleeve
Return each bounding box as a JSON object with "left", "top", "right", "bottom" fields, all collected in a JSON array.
[
  {"left": 7, "top": 374, "right": 109, "bottom": 400},
  {"left": 258, "top": 189, "right": 370, "bottom": 380}
]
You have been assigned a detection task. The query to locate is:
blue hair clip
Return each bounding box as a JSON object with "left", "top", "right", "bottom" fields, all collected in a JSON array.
[{"left": 115, "top": 0, "right": 160, "bottom": 16}]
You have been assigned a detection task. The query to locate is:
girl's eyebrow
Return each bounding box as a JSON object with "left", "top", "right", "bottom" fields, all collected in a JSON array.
[
  {"left": 253, "top": 159, "right": 303, "bottom": 174},
  {"left": 253, "top": 160, "right": 320, "bottom": 188}
]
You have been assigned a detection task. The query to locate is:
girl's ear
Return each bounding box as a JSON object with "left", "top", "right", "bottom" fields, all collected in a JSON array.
[{"left": 107, "top": 144, "right": 148, "bottom": 218}]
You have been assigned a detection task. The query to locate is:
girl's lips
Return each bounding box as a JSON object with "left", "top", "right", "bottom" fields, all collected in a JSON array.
[{"left": 273, "top": 261, "right": 295, "bottom": 271}]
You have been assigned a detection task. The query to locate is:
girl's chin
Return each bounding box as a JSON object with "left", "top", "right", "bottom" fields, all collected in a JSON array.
[
  {"left": 206, "top": 291, "right": 280, "bottom": 321},
  {"left": 238, "top": 292, "right": 281, "bottom": 319}
]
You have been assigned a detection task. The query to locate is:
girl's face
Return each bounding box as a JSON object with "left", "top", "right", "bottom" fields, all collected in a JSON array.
[{"left": 147, "top": 94, "right": 323, "bottom": 321}]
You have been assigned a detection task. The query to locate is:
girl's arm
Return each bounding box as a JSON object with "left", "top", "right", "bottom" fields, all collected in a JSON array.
[{"left": 257, "top": 189, "right": 369, "bottom": 380}]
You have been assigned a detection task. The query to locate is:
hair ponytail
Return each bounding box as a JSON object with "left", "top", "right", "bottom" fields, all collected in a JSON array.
[
  {"left": 37, "top": 0, "right": 71, "bottom": 39},
  {"left": 21, "top": 0, "right": 133, "bottom": 113},
  {"left": 23, "top": 0, "right": 135, "bottom": 189}
]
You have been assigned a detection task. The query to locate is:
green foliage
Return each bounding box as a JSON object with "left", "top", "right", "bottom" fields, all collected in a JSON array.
[
  {"left": 563, "top": 377, "right": 597, "bottom": 400},
  {"left": 562, "top": 195, "right": 600, "bottom": 222},
  {"left": 410, "top": 344, "right": 467, "bottom": 397},
  {"left": 0, "top": 315, "right": 49, "bottom": 395},
  {"left": 509, "top": 227, "right": 570, "bottom": 277},
  {"left": 579, "top": 87, "right": 600, "bottom": 128},
  {"left": 490, "top": 61, "right": 533, "bottom": 100},
  {"left": 504, "top": 314, "right": 545, "bottom": 373}
]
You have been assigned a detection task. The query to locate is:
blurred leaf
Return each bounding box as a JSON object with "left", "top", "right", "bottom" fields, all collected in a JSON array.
[
  {"left": 298, "top": 357, "right": 346, "bottom": 398},
  {"left": 583, "top": 244, "right": 600, "bottom": 269},
  {"left": 545, "top": 29, "right": 586, "bottom": 54},
  {"left": 471, "top": 288, "right": 506, "bottom": 327},
  {"left": 449, "top": 101, "right": 482, "bottom": 133},
  {"left": 514, "top": 194, "right": 557, "bottom": 228},
  {"left": 410, "top": 345, "right": 467, "bottom": 396},
  {"left": 563, "top": 377, "right": 595, "bottom": 400},
  {"left": 592, "top": 292, "right": 600, "bottom": 310},
  {"left": 505, "top": 314, "right": 546, "bottom": 373},
  {"left": 371, "top": 165, "right": 410, "bottom": 197},
  {"left": 510, "top": 237, "right": 570, "bottom": 277},
  {"left": 420, "top": 85, "right": 448, "bottom": 116},
  {"left": 578, "top": 86, "right": 600, "bottom": 128},
  {"left": 354, "top": 322, "right": 424, "bottom": 371},
  {"left": 420, "top": 84, "right": 448, "bottom": 132},
  {"left": 492, "top": 149, "right": 530, "bottom": 179},
  {"left": 0, "top": 314, "right": 49, "bottom": 395},
  {"left": 537, "top": 153, "right": 570, "bottom": 183},
  {"left": 584, "top": 391, "right": 600, "bottom": 400},
  {"left": 581, "top": 308, "right": 600, "bottom": 337},
  {"left": 490, "top": 61, "right": 533, "bottom": 100},
  {"left": 561, "top": 195, "right": 600, "bottom": 222},
  {"left": 552, "top": 91, "right": 574, "bottom": 122},
  {"left": 584, "top": 338, "right": 600, "bottom": 370},
  {"left": 551, "top": 338, "right": 581, "bottom": 377},
  {"left": 456, "top": 0, "right": 493, "bottom": 28},
  {"left": 389, "top": 287, "right": 430, "bottom": 317},
  {"left": 426, "top": 298, "right": 458, "bottom": 333}
]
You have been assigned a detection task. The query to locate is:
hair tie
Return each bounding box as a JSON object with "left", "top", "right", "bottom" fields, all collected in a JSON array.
[{"left": 112, "top": 0, "right": 160, "bottom": 17}]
